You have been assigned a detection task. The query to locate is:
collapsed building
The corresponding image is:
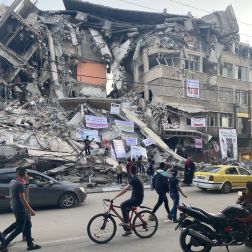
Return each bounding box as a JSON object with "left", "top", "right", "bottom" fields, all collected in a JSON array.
[{"left": 0, "top": 0, "right": 251, "bottom": 176}]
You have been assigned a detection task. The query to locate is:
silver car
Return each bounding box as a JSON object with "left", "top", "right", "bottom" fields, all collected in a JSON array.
[{"left": 0, "top": 168, "right": 87, "bottom": 210}]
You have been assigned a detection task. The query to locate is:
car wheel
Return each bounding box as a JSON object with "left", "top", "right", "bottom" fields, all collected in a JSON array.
[
  {"left": 221, "top": 182, "right": 232, "bottom": 193},
  {"left": 59, "top": 192, "right": 77, "bottom": 208}
]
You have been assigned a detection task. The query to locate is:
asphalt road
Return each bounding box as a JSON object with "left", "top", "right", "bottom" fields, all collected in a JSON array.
[{"left": 0, "top": 186, "right": 251, "bottom": 252}]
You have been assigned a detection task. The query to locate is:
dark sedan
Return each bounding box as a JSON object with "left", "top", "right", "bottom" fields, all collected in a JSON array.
[{"left": 0, "top": 168, "right": 87, "bottom": 210}]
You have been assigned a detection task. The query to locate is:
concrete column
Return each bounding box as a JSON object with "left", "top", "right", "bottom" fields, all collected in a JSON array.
[
  {"left": 199, "top": 56, "right": 203, "bottom": 73},
  {"left": 133, "top": 63, "right": 139, "bottom": 91},
  {"left": 143, "top": 49, "right": 149, "bottom": 101},
  {"left": 48, "top": 31, "right": 64, "bottom": 98}
]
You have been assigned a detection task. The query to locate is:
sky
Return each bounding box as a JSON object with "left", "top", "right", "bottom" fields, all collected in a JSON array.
[{"left": 1, "top": 0, "right": 252, "bottom": 44}]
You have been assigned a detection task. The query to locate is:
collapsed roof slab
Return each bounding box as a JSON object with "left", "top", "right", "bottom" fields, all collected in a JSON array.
[
  {"left": 58, "top": 97, "right": 121, "bottom": 111},
  {"left": 63, "top": 0, "right": 188, "bottom": 25}
]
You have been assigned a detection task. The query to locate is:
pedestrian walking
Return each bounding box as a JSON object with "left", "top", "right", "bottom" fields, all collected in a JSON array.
[
  {"left": 146, "top": 155, "right": 155, "bottom": 186},
  {"left": 169, "top": 169, "right": 187, "bottom": 223},
  {"left": 0, "top": 167, "right": 41, "bottom": 252},
  {"left": 149, "top": 162, "right": 170, "bottom": 220},
  {"left": 116, "top": 161, "right": 123, "bottom": 184},
  {"left": 136, "top": 156, "right": 144, "bottom": 174},
  {"left": 183, "top": 156, "right": 195, "bottom": 185},
  {"left": 126, "top": 158, "right": 133, "bottom": 182}
]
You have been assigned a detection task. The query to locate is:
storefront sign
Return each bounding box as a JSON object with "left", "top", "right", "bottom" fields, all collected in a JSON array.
[
  {"left": 110, "top": 103, "right": 120, "bottom": 115},
  {"left": 195, "top": 138, "right": 203, "bottom": 149},
  {"left": 85, "top": 115, "right": 108, "bottom": 129},
  {"left": 131, "top": 146, "right": 147, "bottom": 160},
  {"left": 191, "top": 118, "right": 206, "bottom": 127},
  {"left": 114, "top": 120, "right": 134, "bottom": 133},
  {"left": 186, "top": 79, "right": 200, "bottom": 98},
  {"left": 219, "top": 129, "right": 238, "bottom": 160},
  {"left": 113, "top": 140, "right": 126, "bottom": 158}
]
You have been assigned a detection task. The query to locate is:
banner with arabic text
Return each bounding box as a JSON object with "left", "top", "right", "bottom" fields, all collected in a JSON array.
[
  {"left": 115, "top": 120, "right": 134, "bottom": 133},
  {"left": 85, "top": 115, "right": 108, "bottom": 129}
]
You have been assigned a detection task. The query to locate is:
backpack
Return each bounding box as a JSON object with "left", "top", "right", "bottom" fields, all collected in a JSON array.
[{"left": 152, "top": 172, "right": 170, "bottom": 193}]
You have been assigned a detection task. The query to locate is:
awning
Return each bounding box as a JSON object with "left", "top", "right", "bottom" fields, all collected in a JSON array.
[{"left": 163, "top": 129, "right": 212, "bottom": 142}]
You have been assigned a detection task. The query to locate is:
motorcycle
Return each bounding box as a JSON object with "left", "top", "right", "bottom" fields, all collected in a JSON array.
[{"left": 175, "top": 199, "right": 252, "bottom": 252}]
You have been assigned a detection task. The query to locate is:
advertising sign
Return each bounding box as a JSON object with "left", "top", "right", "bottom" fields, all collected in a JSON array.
[
  {"left": 219, "top": 129, "right": 238, "bottom": 160},
  {"left": 191, "top": 118, "right": 206, "bottom": 128},
  {"left": 85, "top": 115, "right": 108, "bottom": 129},
  {"left": 114, "top": 120, "right": 134, "bottom": 133},
  {"left": 186, "top": 79, "right": 200, "bottom": 98}
]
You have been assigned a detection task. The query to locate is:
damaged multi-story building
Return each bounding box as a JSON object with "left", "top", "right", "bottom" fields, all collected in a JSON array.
[{"left": 1, "top": 0, "right": 252, "bottom": 162}]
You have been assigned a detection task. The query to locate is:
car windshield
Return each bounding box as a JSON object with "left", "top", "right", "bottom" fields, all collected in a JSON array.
[{"left": 200, "top": 167, "right": 220, "bottom": 173}]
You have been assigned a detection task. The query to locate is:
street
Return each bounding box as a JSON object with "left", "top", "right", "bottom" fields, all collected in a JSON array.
[{"left": 0, "top": 187, "right": 251, "bottom": 252}]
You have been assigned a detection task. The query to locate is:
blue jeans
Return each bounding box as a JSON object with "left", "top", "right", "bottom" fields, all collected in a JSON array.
[{"left": 170, "top": 193, "right": 179, "bottom": 221}]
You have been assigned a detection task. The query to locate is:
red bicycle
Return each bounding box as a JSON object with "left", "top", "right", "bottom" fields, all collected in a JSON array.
[{"left": 87, "top": 199, "right": 158, "bottom": 244}]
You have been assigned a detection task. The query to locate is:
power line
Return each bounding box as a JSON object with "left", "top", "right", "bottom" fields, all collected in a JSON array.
[
  {"left": 118, "top": 0, "right": 159, "bottom": 12},
  {"left": 116, "top": 0, "right": 252, "bottom": 38}
]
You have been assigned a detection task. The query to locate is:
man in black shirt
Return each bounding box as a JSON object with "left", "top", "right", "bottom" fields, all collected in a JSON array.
[
  {"left": 0, "top": 167, "right": 41, "bottom": 252},
  {"left": 84, "top": 136, "right": 94, "bottom": 156},
  {"left": 113, "top": 165, "right": 144, "bottom": 236}
]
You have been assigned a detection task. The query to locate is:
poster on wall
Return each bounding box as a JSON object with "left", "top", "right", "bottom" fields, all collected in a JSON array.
[
  {"left": 131, "top": 146, "right": 148, "bottom": 160},
  {"left": 186, "top": 79, "right": 200, "bottom": 98},
  {"left": 113, "top": 140, "right": 126, "bottom": 158},
  {"left": 85, "top": 115, "right": 108, "bottom": 129},
  {"left": 110, "top": 103, "right": 120, "bottom": 115},
  {"left": 219, "top": 129, "right": 238, "bottom": 160},
  {"left": 191, "top": 118, "right": 206, "bottom": 127},
  {"left": 194, "top": 138, "right": 203, "bottom": 149}
]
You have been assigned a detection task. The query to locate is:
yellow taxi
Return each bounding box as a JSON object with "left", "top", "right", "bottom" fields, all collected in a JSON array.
[{"left": 193, "top": 165, "right": 252, "bottom": 193}]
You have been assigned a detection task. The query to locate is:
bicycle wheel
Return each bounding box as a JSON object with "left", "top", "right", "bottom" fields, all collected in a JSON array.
[
  {"left": 132, "top": 210, "right": 158, "bottom": 238},
  {"left": 87, "top": 213, "right": 117, "bottom": 244}
]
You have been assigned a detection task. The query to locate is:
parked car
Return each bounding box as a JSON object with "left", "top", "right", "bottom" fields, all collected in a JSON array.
[
  {"left": 193, "top": 165, "right": 252, "bottom": 193},
  {"left": 0, "top": 168, "right": 87, "bottom": 210}
]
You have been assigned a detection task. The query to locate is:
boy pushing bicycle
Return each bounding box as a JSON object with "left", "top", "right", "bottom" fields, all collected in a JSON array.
[{"left": 113, "top": 165, "right": 144, "bottom": 236}]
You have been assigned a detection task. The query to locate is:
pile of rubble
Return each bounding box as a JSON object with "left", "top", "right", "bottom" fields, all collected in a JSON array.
[{"left": 0, "top": 94, "right": 182, "bottom": 186}]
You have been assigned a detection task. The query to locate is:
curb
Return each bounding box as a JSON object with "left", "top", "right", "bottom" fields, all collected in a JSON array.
[{"left": 86, "top": 184, "right": 151, "bottom": 194}]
